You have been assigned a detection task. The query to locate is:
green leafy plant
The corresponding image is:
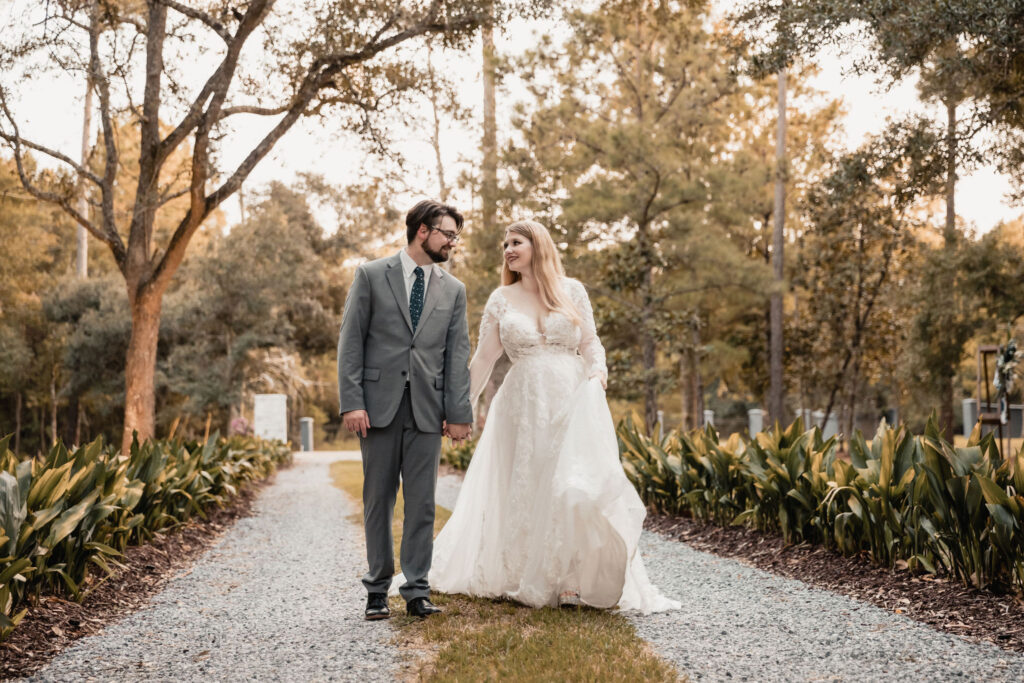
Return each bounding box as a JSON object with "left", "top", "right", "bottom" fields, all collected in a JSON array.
[
  {"left": 618, "top": 414, "right": 1024, "bottom": 592},
  {"left": 441, "top": 437, "right": 478, "bottom": 471},
  {"left": 0, "top": 434, "right": 290, "bottom": 639}
]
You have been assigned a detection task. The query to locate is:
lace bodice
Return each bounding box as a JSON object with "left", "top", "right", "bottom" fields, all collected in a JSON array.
[{"left": 469, "top": 277, "right": 607, "bottom": 407}]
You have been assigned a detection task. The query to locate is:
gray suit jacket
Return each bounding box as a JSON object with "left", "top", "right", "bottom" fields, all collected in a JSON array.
[{"left": 337, "top": 252, "right": 473, "bottom": 433}]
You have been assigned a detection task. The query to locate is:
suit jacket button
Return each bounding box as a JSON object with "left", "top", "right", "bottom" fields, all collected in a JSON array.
[{"left": 401, "top": 371, "right": 407, "bottom": 376}]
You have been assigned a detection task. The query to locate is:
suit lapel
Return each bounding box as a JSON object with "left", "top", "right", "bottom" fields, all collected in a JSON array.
[
  {"left": 385, "top": 257, "right": 414, "bottom": 334},
  {"left": 412, "top": 268, "right": 447, "bottom": 341}
]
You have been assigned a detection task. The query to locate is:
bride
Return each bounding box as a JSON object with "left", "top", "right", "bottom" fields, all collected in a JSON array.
[{"left": 429, "top": 220, "right": 679, "bottom": 613}]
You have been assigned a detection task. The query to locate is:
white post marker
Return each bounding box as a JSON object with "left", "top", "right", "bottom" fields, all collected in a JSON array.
[{"left": 254, "top": 394, "right": 288, "bottom": 443}]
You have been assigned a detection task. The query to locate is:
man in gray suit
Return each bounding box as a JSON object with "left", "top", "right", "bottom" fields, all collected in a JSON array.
[{"left": 337, "top": 199, "right": 473, "bottom": 620}]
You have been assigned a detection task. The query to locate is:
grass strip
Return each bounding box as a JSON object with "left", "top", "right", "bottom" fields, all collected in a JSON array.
[{"left": 329, "top": 459, "right": 680, "bottom": 682}]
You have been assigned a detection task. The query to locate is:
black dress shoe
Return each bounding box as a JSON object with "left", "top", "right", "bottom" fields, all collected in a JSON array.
[
  {"left": 406, "top": 596, "right": 442, "bottom": 618},
  {"left": 365, "top": 592, "right": 390, "bottom": 620}
]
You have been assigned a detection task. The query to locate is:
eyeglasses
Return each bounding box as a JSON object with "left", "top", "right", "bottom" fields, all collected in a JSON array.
[{"left": 429, "top": 226, "right": 461, "bottom": 244}]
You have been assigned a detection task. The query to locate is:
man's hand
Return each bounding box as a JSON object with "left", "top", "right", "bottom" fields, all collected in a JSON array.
[
  {"left": 342, "top": 409, "right": 371, "bottom": 438},
  {"left": 445, "top": 422, "right": 473, "bottom": 446}
]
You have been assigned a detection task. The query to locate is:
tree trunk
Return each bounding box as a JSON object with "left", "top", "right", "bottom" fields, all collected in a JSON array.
[
  {"left": 939, "top": 372, "right": 955, "bottom": 441},
  {"left": 427, "top": 44, "right": 449, "bottom": 202},
  {"left": 50, "top": 367, "right": 58, "bottom": 447},
  {"left": 642, "top": 328, "right": 658, "bottom": 435},
  {"left": 768, "top": 69, "right": 787, "bottom": 425},
  {"left": 62, "top": 394, "right": 79, "bottom": 446},
  {"left": 680, "top": 319, "right": 704, "bottom": 431},
  {"left": 944, "top": 100, "right": 958, "bottom": 247},
  {"left": 14, "top": 391, "right": 21, "bottom": 454},
  {"left": 939, "top": 98, "right": 958, "bottom": 439},
  {"left": 122, "top": 288, "right": 163, "bottom": 453},
  {"left": 75, "top": 402, "right": 83, "bottom": 447},
  {"left": 845, "top": 351, "right": 861, "bottom": 441},
  {"left": 481, "top": 18, "right": 498, "bottom": 257},
  {"left": 638, "top": 222, "right": 659, "bottom": 434},
  {"left": 77, "top": 74, "right": 93, "bottom": 278}
]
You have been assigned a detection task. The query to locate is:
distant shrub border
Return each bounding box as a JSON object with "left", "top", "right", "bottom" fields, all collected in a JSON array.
[
  {"left": 0, "top": 434, "right": 292, "bottom": 639},
  {"left": 441, "top": 436, "right": 477, "bottom": 471},
  {"left": 618, "top": 416, "right": 1024, "bottom": 593}
]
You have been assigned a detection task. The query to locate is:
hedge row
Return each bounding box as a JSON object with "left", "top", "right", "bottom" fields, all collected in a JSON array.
[
  {"left": 0, "top": 434, "right": 292, "bottom": 638},
  {"left": 618, "top": 416, "right": 1024, "bottom": 592}
]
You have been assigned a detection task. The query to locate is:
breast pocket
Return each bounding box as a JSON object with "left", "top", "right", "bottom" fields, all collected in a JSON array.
[
  {"left": 363, "top": 368, "right": 381, "bottom": 381},
  {"left": 434, "top": 375, "right": 444, "bottom": 390}
]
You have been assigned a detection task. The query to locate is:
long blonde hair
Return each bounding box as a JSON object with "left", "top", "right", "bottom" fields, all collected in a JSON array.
[{"left": 501, "top": 220, "right": 581, "bottom": 325}]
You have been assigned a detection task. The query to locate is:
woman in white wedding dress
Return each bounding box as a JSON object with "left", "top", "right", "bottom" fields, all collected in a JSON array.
[{"left": 428, "top": 220, "right": 680, "bottom": 613}]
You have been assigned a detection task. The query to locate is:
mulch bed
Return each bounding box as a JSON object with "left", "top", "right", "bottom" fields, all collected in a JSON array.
[
  {"left": 0, "top": 475, "right": 277, "bottom": 681},
  {"left": 646, "top": 513, "right": 1024, "bottom": 653}
]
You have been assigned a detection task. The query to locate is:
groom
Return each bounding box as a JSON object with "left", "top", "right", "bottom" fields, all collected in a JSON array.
[{"left": 337, "top": 199, "right": 474, "bottom": 620}]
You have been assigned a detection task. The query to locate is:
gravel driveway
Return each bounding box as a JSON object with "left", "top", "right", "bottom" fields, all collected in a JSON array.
[{"left": 25, "top": 455, "right": 1024, "bottom": 682}]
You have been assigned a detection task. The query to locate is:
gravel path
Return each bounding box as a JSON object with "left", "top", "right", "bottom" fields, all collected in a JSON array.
[
  {"left": 435, "top": 473, "right": 1024, "bottom": 682},
  {"left": 25, "top": 452, "right": 396, "bottom": 683},
  {"left": 25, "top": 456, "right": 1024, "bottom": 682}
]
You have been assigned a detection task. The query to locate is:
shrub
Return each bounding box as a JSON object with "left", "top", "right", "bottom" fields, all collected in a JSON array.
[
  {"left": 441, "top": 437, "right": 477, "bottom": 470},
  {"left": 618, "top": 415, "right": 1024, "bottom": 592},
  {"left": 0, "top": 434, "right": 291, "bottom": 639}
]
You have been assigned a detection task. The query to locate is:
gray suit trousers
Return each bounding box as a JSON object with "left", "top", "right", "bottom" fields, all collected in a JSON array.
[{"left": 360, "top": 386, "right": 441, "bottom": 601}]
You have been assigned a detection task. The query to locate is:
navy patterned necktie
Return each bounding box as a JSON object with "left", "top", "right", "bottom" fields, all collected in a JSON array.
[{"left": 410, "top": 266, "right": 425, "bottom": 331}]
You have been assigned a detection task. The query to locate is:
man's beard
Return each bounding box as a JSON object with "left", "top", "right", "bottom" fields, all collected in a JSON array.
[{"left": 423, "top": 242, "right": 450, "bottom": 263}]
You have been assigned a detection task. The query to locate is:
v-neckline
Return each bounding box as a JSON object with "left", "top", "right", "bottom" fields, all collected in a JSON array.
[{"left": 499, "top": 288, "right": 551, "bottom": 336}]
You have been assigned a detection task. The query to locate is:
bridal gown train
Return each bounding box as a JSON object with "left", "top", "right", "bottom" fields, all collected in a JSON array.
[{"left": 427, "top": 278, "right": 680, "bottom": 613}]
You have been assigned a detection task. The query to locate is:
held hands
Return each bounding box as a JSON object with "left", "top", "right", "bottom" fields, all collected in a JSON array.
[
  {"left": 444, "top": 420, "right": 473, "bottom": 446},
  {"left": 342, "top": 409, "right": 371, "bottom": 438}
]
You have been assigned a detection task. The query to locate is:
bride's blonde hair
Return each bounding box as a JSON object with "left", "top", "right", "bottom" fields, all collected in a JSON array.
[{"left": 501, "top": 220, "right": 581, "bottom": 325}]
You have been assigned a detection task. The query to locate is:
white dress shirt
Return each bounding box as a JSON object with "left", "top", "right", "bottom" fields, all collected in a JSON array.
[{"left": 399, "top": 248, "right": 437, "bottom": 301}]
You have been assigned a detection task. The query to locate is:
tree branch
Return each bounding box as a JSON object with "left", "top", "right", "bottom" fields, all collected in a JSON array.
[
  {"left": 0, "top": 131, "right": 102, "bottom": 186},
  {"left": 157, "top": 0, "right": 273, "bottom": 171},
  {"left": 158, "top": 186, "right": 190, "bottom": 207},
  {"left": 158, "top": 0, "right": 231, "bottom": 42},
  {"left": 90, "top": 1, "right": 121, "bottom": 266},
  {"left": 151, "top": 2, "right": 487, "bottom": 291},
  {"left": 0, "top": 86, "right": 124, "bottom": 260},
  {"left": 217, "top": 103, "right": 291, "bottom": 119}
]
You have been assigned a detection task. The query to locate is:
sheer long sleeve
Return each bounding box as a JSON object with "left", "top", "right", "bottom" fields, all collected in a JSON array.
[
  {"left": 469, "top": 289, "right": 506, "bottom": 409},
  {"left": 568, "top": 279, "right": 608, "bottom": 383}
]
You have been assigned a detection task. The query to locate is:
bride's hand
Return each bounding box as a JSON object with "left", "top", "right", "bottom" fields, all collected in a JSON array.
[{"left": 589, "top": 372, "right": 607, "bottom": 390}]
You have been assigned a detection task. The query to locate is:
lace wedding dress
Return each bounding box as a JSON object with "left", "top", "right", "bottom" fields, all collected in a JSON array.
[{"left": 428, "top": 278, "right": 680, "bottom": 613}]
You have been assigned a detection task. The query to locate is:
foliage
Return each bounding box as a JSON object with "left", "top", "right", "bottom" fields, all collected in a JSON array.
[
  {"left": 788, "top": 118, "right": 943, "bottom": 434},
  {"left": 502, "top": 0, "right": 765, "bottom": 431},
  {"left": 0, "top": 0, "right": 557, "bottom": 450},
  {"left": 618, "top": 414, "right": 1024, "bottom": 591},
  {"left": 0, "top": 176, "right": 376, "bottom": 451},
  {"left": 0, "top": 433, "right": 291, "bottom": 639},
  {"left": 163, "top": 183, "right": 341, "bottom": 423},
  {"left": 441, "top": 437, "right": 478, "bottom": 470},
  {"left": 733, "top": 0, "right": 1024, "bottom": 436}
]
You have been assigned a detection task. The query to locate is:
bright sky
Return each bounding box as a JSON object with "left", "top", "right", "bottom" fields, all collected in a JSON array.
[{"left": 4, "top": 4, "right": 1020, "bottom": 235}]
